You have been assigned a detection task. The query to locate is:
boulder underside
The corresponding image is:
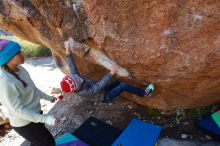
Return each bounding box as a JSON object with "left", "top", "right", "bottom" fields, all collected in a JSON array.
[{"left": 1, "top": 0, "right": 220, "bottom": 110}]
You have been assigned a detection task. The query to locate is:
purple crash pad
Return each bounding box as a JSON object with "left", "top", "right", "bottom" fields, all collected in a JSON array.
[{"left": 57, "top": 140, "right": 89, "bottom": 146}]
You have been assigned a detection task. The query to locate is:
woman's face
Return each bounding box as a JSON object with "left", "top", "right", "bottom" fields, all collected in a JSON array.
[{"left": 7, "top": 51, "right": 25, "bottom": 66}]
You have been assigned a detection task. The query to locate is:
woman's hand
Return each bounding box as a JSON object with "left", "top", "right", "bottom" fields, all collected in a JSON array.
[
  {"left": 46, "top": 115, "right": 60, "bottom": 125},
  {"left": 110, "top": 64, "right": 119, "bottom": 75},
  {"left": 64, "top": 40, "right": 71, "bottom": 54}
]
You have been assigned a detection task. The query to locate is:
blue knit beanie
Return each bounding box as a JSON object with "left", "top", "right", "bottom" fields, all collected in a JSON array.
[{"left": 0, "top": 39, "right": 21, "bottom": 66}]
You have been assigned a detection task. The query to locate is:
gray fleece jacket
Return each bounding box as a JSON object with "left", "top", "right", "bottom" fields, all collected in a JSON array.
[{"left": 66, "top": 53, "right": 112, "bottom": 97}]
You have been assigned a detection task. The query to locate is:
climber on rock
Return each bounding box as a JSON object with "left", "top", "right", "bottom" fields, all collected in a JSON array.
[{"left": 51, "top": 40, "right": 155, "bottom": 103}]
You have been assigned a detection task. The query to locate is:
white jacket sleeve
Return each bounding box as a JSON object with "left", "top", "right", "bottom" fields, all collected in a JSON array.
[
  {"left": 0, "top": 81, "right": 56, "bottom": 125},
  {"left": 19, "top": 66, "right": 54, "bottom": 101},
  {"left": 36, "top": 88, "right": 54, "bottom": 101}
]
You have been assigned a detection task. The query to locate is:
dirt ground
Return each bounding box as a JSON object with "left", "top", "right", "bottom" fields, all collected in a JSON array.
[{"left": 0, "top": 57, "right": 219, "bottom": 146}]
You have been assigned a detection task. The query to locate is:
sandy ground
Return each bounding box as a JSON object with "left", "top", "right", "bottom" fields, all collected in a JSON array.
[{"left": 0, "top": 57, "right": 219, "bottom": 146}]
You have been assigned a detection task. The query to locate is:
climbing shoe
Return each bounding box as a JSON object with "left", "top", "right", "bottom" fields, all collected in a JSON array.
[{"left": 145, "top": 82, "right": 155, "bottom": 97}]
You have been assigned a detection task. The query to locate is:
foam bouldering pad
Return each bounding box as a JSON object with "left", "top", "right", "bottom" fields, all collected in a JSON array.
[
  {"left": 57, "top": 140, "right": 89, "bottom": 146},
  {"left": 197, "top": 116, "right": 220, "bottom": 137},
  {"left": 56, "top": 133, "right": 89, "bottom": 146},
  {"left": 211, "top": 110, "right": 220, "bottom": 128},
  {"left": 112, "top": 118, "right": 162, "bottom": 146},
  {"left": 73, "top": 116, "right": 122, "bottom": 146}
]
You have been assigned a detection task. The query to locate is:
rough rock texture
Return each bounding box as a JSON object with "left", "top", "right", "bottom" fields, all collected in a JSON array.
[{"left": 0, "top": 0, "right": 220, "bottom": 110}]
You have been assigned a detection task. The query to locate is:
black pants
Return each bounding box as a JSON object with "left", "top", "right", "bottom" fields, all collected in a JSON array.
[{"left": 13, "top": 122, "right": 55, "bottom": 146}]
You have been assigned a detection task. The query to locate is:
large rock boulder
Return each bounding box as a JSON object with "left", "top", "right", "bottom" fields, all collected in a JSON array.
[{"left": 0, "top": 0, "right": 220, "bottom": 110}]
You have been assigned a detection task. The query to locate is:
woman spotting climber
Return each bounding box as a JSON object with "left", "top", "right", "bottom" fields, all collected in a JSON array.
[
  {"left": 0, "top": 39, "right": 60, "bottom": 146},
  {"left": 52, "top": 40, "right": 155, "bottom": 102}
]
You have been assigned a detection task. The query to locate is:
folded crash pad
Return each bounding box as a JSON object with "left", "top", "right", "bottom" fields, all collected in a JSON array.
[
  {"left": 211, "top": 110, "right": 220, "bottom": 128},
  {"left": 197, "top": 115, "right": 220, "bottom": 137},
  {"left": 56, "top": 133, "right": 89, "bottom": 146},
  {"left": 57, "top": 140, "right": 89, "bottom": 146},
  {"left": 73, "top": 116, "right": 122, "bottom": 146},
  {"left": 112, "top": 118, "right": 162, "bottom": 146}
]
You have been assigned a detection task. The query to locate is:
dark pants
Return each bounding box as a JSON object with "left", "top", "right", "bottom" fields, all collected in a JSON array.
[
  {"left": 13, "top": 121, "right": 55, "bottom": 146},
  {"left": 104, "top": 80, "right": 145, "bottom": 101}
]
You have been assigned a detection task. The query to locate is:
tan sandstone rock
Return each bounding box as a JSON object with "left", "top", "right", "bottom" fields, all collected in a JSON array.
[{"left": 0, "top": 0, "right": 220, "bottom": 110}]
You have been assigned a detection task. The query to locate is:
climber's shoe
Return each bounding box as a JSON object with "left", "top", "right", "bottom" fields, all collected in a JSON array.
[{"left": 144, "top": 82, "right": 155, "bottom": 97}]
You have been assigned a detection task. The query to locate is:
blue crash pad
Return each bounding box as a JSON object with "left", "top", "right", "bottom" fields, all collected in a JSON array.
[
  {"left": 197, "top": 116, "right": 220, "bottom": 136},
  {"left": 211, "top": 110, "right": 220, "bottom": 128},
  {"left": 112, "top": 118, "right": 162, "bottom": 146}
]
